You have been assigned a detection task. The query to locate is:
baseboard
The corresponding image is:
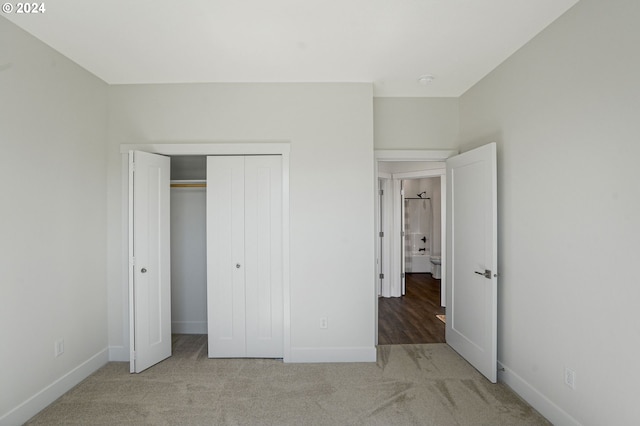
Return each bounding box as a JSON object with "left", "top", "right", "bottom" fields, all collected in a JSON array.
[
  {"left": 108, "top": 345, "right": 129, "bottom": 362},
  {"left": 288, "top": 346, "right": 376, "bottom": 363},
  {"left": 498, "top": 361, "right": 581, "bottom": 426},
  {"left": 0, "top": 348, "right": 108, "bottom": 426},
  {"left": 172, "top": 321, "right": 207, "bottom": 334}
]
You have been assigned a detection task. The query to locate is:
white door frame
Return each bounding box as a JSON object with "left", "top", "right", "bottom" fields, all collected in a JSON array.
[
  {"left": 377, "top": 175, "right": 392, "bottom": 296},
  {"left": 374, "top": 150, "right": 457, "bottom": 344},
  {"left": 121, "top": 143, "right": 291, "bottom": 361}
]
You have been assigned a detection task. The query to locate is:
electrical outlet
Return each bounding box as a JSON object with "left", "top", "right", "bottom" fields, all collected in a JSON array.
[
  {"left": 320, "top": 317, "right": 328, "bottom": 329},
  {"left": 54, "top": 339, "right": 64, "bottom": 358},
  {"left": 564, "top": 367, "right": 575, "bottom": 389}
]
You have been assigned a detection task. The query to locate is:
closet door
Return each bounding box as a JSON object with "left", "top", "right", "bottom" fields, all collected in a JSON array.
[
  {"left": 129, "top": 151, "right": 172, "bottom": 373},
  {"left": 207, "top": 156, "right": 246, "bottom": 357},
  {"left": 207, "top": 156, "right": 283, "bottom": 358},
  {"left": 244, "top": 156, "right": 283, "bottom": 358}
]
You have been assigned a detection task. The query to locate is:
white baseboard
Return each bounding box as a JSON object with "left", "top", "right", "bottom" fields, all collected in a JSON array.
[
  {"left": 172, "top": 321, "right": 207, "bottom": 334},
  {"left": 0, "top": 348, "right": 108, "bottom": 426},
  {"left": 288, "top": 346, "right": 376, "bottom": 363},
  {"left": 498, "top": 361, "right": 581, "bottom": 426},
  {"left": 108, "top": 345, "right": 129, "bottom": 362}
]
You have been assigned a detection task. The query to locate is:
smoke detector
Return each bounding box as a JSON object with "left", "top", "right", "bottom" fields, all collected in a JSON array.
[{"left": 418, "top": 75, "right": 435, "bottom": 85}]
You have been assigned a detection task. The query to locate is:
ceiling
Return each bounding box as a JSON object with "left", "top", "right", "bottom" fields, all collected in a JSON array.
[{"left": 5, "top": 0, "right": 580, "bottom": 97}]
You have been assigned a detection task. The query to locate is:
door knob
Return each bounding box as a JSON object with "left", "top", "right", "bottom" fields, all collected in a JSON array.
[
  {"left": 236, "top": 263, "right": 241, "bottom": 269},
  {"left": 474, "top": 269, "right": 491, "bottom": 279},
  {"left": 141, "top": 268, "right": 147, "bottom": 273}
]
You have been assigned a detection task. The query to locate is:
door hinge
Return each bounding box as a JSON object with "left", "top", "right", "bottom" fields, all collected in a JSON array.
[
  {"left": 379, "top": 273, "right": 384, "bottom": 279},
  {"left": 401, "top": 273, "right": 405, "bottom": 278},
  {"left": 401, "top": 189, "right": 405, "bottom": 195},
  {"left": 129, "top": 257, "right": 136, "bottom": 266},
  {"left": 379, "top": 231, "right": 384, "bottom": 237},
  {"left": 379, "top": 189, "right": 383, "bottom": 195},
  {"left": 132, "top": 351, "right": 137, "bottom": 360}
]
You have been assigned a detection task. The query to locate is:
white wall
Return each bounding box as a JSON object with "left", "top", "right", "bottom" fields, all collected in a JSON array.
[
  {"left": 458, "top": 0, "right": 640, "bottom": 424},
  {"left": 170, "top": 187, "right": 207, "bottom": 334},
  {"left": 106, "top": 83, "right": 376, "bottom": 362},
  {"left": 374, "top": 98, "right": 458, "bottom": 149},
  {"left": 378, "top": 161, "right": 446, "bottom": 174},
  {"left": 0, "top": 18, "right": 108, "bottom": 424}
]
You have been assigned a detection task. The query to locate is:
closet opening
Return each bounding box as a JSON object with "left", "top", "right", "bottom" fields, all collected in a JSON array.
[{"left": 169, "top": 156, "right": 208, "bottom": 340}]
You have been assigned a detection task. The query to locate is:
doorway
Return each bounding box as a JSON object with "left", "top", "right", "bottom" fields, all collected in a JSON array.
[
  {"left": 374, "top": 149, "right": 456, "bottom": 346},
  {"left": 122, "top": 143, "right": 291, "bottom": 372}
]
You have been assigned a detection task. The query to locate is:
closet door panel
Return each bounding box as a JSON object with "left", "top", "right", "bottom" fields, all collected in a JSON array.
[
  {"left": 207, "top": 156, "right": 246, "bottom": 357},
  {"left": 245, "top": 156, "right": 283, "bottom": 358}
]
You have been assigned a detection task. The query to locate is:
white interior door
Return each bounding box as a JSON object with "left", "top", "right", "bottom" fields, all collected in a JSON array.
[
  {"left": 445, "top": 143, "right": 498, "bottom": 383},
  {"left": 388, "top": 179, "right": 403, "bottom": 297},
  {"left": 400, "top": 181, "right": 406, "bottom": 295},
  {"left": 129, "top": 151, "right": 172, "bottom": 373},
  {"left": 378, "top": 177, "right": 392, "bottom": 296},
  {"left": 207, "top": 155, "right": 283, "bottom": 358}
]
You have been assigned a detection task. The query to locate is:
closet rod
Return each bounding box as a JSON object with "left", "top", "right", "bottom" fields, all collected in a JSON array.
[
  {"left": 170, "top": 183, "right": 207, "bottom": 188},
  {"left": 170, "top": 180, "right": 206, "bottom": 188}
]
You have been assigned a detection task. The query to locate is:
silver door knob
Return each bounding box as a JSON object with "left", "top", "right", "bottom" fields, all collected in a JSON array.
[
  {"left": 236, "top": 263, "right": 241, "bottom": 269},
  {"left": 141, "top": 268, "right": 147, "bottom": 273}
]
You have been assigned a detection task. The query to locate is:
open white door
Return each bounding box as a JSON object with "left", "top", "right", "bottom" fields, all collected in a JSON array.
[
  {"left": 129, "top": 151, "right": 172, "bottom": 373},
  {"left": 445, "top": 143, "right": 497, "bottom": 383},
  {"left": 378, "top": 177, "right": 392, "bottom": 296}
]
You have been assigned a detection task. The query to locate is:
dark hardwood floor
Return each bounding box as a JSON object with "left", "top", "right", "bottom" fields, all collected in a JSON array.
[{"left": 378, "top": 273, "right": 445, "bottom": 345}]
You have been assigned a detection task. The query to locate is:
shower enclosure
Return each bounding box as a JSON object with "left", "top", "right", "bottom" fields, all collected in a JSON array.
[{"left": 404, "top": 195, "right": 432, "bottom": 273}]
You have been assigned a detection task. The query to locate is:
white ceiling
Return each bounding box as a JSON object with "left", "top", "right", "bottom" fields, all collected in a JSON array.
[{"left": 5, "top": 0, "right": 580, "bottom": 97}]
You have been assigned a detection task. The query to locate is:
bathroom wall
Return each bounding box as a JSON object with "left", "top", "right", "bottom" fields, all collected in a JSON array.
[{"left": 402, "top": 178, "right": 442, "bottom": 258}]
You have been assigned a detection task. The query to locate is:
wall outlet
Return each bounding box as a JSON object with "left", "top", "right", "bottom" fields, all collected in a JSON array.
[
  {"left": 54, "top": 339, "right": 64, "bottom": 358},
  {"left": 320, "top": 317, "right": 328, "bottom": 329},
  {"left": 564, "top": 367, "right": 576, "bottom": 389}
]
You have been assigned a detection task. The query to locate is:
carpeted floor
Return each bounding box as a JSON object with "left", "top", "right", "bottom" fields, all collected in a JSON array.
[{"left": 25, "top": 335, "right": 549, "bottom": 425}]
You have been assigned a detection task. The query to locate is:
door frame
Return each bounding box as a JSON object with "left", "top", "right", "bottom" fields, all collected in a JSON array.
[
  {"left": 374, "top": 149, "right": 457, "bottom": 344},
  {"left": 391, "top": 169, "right": 446, "bottom": 303},
  {"left": 120, "top": 143, "right": 291, "bottom": 361}
]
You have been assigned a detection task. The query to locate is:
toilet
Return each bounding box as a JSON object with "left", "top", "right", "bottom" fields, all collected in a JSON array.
[{"left": 430, "top": 256, "right": 441, "bottom": 279}]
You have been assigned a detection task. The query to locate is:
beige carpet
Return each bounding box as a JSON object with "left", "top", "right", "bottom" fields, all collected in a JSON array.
[{"left": 26, "top": 335, "right": 549, "bottom": 425}]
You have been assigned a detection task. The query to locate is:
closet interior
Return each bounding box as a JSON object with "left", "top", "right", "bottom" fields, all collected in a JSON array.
[{"left": 170, "top": 156, "right": 208, "bottom": 335}]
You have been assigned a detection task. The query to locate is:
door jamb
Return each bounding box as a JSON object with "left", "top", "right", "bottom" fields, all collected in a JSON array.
[{"left": 121, "top": 143, "right": 291, "bottom": 362}]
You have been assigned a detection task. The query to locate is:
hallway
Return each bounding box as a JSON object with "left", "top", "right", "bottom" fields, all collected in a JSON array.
[{"left": 378, "top": 273, "right": 445, "bottom": 344}]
